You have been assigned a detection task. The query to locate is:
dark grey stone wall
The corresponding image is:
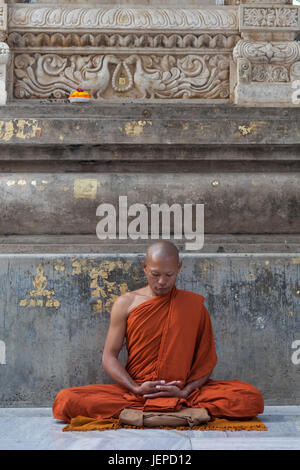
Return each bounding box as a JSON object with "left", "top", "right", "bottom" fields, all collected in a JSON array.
[
  {"left": 0, "top": 254, "right": 299, "bottom": 406},
  {"left": 0, "top": 172, "right": 300, "bottom": 235}
]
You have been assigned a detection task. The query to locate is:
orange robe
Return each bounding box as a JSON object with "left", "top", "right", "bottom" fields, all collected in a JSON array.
[{"left": 52, "top": 285, "right": 264, "bottom": 423}]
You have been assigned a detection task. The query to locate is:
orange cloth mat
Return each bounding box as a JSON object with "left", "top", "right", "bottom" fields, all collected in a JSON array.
[{"left": 63, "top": 415, "right": 267, "bottom": 432}]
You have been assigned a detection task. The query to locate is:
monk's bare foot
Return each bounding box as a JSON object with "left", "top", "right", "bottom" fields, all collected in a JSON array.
[
  {"left": 188, "top": 407, "right": 211, "bottom": 423},
  {"left": 203, "top": 408, "right": 211, "bottom": 422}
]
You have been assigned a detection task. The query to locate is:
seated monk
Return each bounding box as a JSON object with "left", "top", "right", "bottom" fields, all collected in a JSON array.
[{"left": 52, "top": 241, "right": 264, "bottom": 425}]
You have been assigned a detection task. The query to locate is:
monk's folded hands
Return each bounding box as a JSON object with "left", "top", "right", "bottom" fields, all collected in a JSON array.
[{"left": 142, "top": 380, "right": 184, "bottom": 398}]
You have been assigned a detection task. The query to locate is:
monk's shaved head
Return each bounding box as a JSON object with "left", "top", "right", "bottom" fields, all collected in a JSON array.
[
  {"left": 145, "top": 241, "right": 179, "bottom": 265},
  {"left": 142, "top": 241, "right": 182, "bottom": 296}
]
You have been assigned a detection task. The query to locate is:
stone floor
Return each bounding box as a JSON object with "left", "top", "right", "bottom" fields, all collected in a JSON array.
[{"left": 0, "top": 406, "right": 299, "bottom": 450}]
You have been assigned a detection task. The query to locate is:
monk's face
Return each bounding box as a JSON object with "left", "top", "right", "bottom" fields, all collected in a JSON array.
[{"left": 142, "top": 256, "right": 182, "bottom": 296}]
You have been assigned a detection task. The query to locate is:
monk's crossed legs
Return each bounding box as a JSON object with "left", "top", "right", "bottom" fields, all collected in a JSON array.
[{"left": 52, "top": 379, "right": 264, "bottom": 423}]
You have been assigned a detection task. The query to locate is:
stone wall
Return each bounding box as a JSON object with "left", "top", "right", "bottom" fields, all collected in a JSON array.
[{"left": 1, "top": 253, "right": 299, "bottom": 406}]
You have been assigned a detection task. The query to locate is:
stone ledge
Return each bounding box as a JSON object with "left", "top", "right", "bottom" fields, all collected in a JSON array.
[
  {"left": 1, "top": 148, "right": 300, "bottom": 163},
  {"left": 2, "top": 102, "right": 300, "bottom": 118},
  {"left": 0, "top": 103, "right": 299, "bottom": 146},
  {"left": 0, "top": 234, "right": 300, "bottom": 254}
]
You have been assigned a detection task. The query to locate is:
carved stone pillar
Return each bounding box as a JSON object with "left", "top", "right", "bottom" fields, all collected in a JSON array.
[
  {"left": 0, "top": 3, "right": 9, "bottom": 105},
  {"left": 233, "top": 1, "right": 300, "bottom": 104}
]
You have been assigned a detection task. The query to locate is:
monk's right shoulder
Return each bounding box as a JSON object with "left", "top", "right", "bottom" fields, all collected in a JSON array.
[{"left": 110, "top": 292, "right": 136, "bottom": 320}]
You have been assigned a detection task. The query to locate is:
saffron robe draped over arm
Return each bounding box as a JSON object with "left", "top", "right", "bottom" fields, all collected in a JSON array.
[{"left": 52, "top": 286, "right": 264, "bottom": 423}]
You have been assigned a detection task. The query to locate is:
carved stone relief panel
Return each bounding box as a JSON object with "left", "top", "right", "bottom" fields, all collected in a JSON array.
[
  {"left": 240, "top": 4, "right": 300, "bottom": 30},
  {"left": 2, "top": 3, "right": 300, "bottom": 104},
  {"left": 233, "top": 38, "right": 300, "bottom": 103},
  {"left": 234, "top": 39, "right": 300, "bottom": 82},
  {"left": 13, "top": 52, "right": 231, "bottom": 100},
  {"left": 5, "top": 4, "right": 241, "bottom": 102}
]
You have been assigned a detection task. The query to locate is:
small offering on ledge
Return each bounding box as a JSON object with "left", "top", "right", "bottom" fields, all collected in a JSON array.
[{"left": 68, "top": 88, "right": 91, "bottom": 103}]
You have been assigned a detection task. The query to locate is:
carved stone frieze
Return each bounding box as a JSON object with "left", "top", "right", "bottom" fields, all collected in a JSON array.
[
  {"left": 234, "top": 39, "right": 300, "bottom": 82},
  {"left": 7, "top": 31, "right": 241, "bottom": 50},
  {"left": 233, "top": 39, "right": 300, "bottom": 64},
  {"left": 3, "top": 3, "right": 300, "bottom": 104},
  {"left": 251, "top": 63, "right": 289, "bottom": 82},
  {"left": 4, "top": 4, "right": 241, "bottom": 102},
  {"left": 240, "top": 5, "right": 300, "bottom": 30},
  {"left": 7, "top": 5, "right": 239, "bottom": 32},
  {"left": 13, "top": 53, "right": 230, "bottom": 100},
  {"left": 233, "top": 37, "right": 300, "bottom": 103}
]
